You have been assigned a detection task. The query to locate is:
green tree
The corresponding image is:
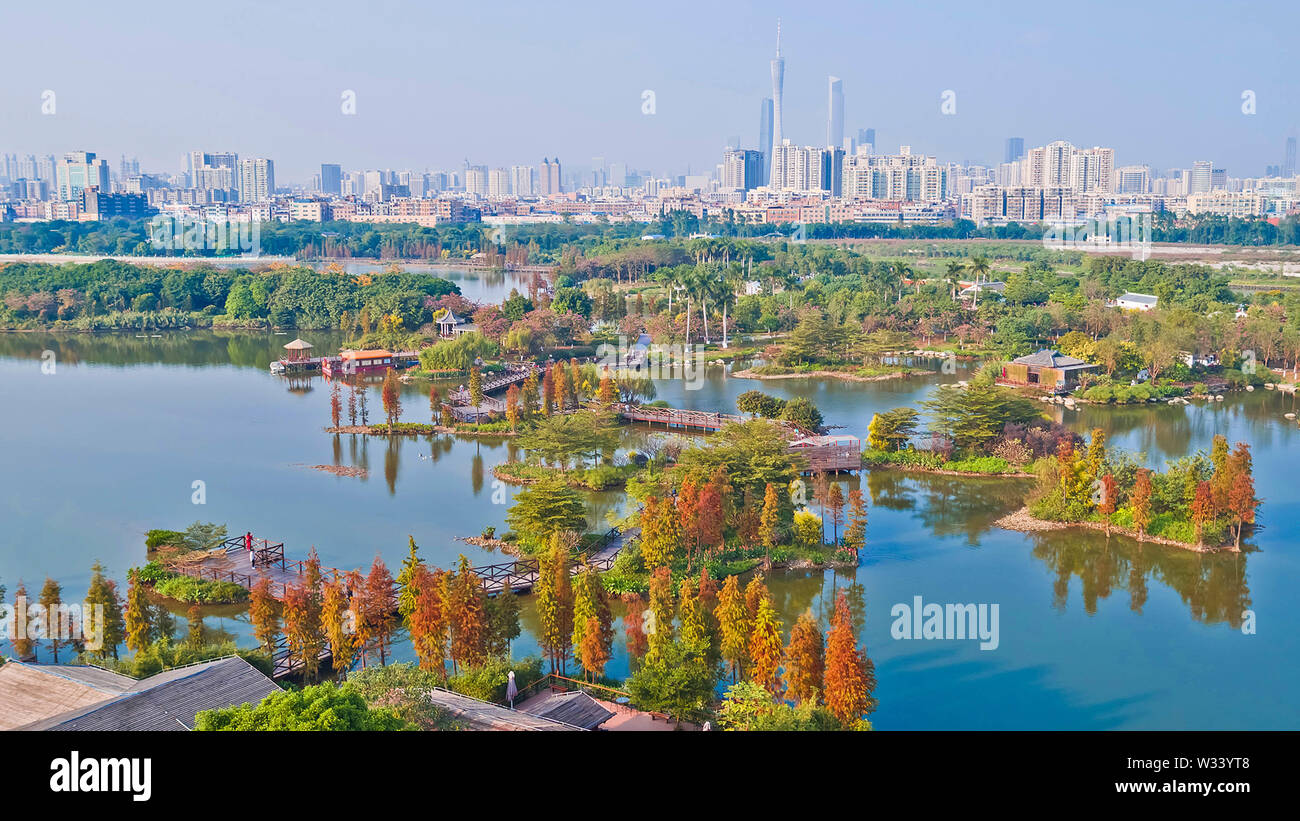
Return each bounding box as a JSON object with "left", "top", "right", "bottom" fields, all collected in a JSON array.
[{"left": 195, "top": 682, "right": 408, "bottom": 730}]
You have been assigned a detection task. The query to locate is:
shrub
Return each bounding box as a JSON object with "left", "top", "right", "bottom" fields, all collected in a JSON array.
[
  {"left": 145, "top": 529, "right": 185, "bottom": 549},
  {"left": 446, "top": 656, "right": 545, "bottom": 703}
]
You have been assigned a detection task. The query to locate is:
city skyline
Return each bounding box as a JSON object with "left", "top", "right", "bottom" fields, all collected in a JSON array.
[{"left": 3, "top": 0, "right": 1297, "bottom": 183}]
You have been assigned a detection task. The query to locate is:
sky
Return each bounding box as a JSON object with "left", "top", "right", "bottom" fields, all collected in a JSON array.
[{"left": 2, "top": 0, "right": 1297, "bottom": 183}]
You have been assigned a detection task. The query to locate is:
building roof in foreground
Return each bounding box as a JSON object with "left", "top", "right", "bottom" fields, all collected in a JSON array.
[
  {"left": 425, "top": 688, "right": 585, "bottom": 731},
  {"left": 2, "top": 657, "right": 279, "bottom": 731},
  {"left": 518, "top": 690, "right": 615, "bottom": 730},
  {"left": 1011, "top": 349, "right": 1096, "bottom": 370}
]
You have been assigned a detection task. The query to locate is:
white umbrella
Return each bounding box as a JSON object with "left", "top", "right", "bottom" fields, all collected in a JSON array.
[{"left": 506, "top": 670, "right": 518, "bottom": 709}]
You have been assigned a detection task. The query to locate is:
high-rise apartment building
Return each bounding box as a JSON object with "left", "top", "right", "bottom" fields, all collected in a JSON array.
[
  {"left": 237, "top": 158, "right": 275, "bottom": 202},
  {"left": 721, "top": 148, "right": 765, "bottom": 191},
  {"left": 510, "top": 165, "right": 536, "bottom": 196},
  {"left": 771, "top": 141, "right": 822, "bottom": 192},
  {"left": 488, "top": 168, "right": 511, "bottom": 198},
  {"left": 539, "top": 158, "right": 561, "bottom": 195},
  {"left": 826, "top": 76, "right": 844, "bottom": 150},
  {"left": 462, "top": 164, "right": 487, "bottom": 197},
  {"left": 56, "top": 151, "right": 111, "bottom": 200},
  {"left": 1115, "top": 165, "right": 1151, "bottom": 194}
]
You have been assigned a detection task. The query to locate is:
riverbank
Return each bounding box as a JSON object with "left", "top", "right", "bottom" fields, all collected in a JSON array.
[{"left": 993, "top": 506, "right": 1236, "bottom": 553}]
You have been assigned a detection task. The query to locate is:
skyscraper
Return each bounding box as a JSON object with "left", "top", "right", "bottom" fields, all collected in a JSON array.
[
  {"left": 55, "top": 151, "right": 110, "bottom": 200},
  {"left": 857, "top": 128, "right": 876, "bottom": 153},
  {"left": 539, "top": 158, "right": 561, "bottom": 195},
  {"left": 1189, "top": 160, "right": 1213, "bottom": 194},
  {"left": 237, "top": 158, "right": 275, "bottom": 202},
  {"left": 769, "top": 20, "right": 785, "bottom": 174},
  {"left": 320, "top": 163, "right": 342, "bottom": 195},
  {"left": 758, "top": 98, "right": 773, "bottom": 182},
  {"left": 1285, "top": 136, "right": 1297, "bottom": 178},
  {"left": 721, "top": 148, "right": 765, "bottom": 191},
  {"left": 826, "top": 76, "right": 843, "bottom": 149},
  {"left": 1005, "top": 137, "right": 1025, "bottom": 164}
]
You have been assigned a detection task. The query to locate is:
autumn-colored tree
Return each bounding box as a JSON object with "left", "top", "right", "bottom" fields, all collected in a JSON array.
[
  {"left": 347, "top": 384, "right": 358, "bottom": 426},
  {"left": 381, "top": 368, "right": 402, "bottom": 431},
  {"left": 536, "top": 533, "right": 575, "bottom": 674},
  {"left": 639, "top": 495, "right": 683, "bottom": 568},
  {"left": 505, "top": 384, "right": 521, "bottom": 431},
  {"left": 760, "top": 482, "right": 781, "bottom": 565},
  {"left": 824, "top": 590, "right": 877, "bottom": 728},
  {"left": 1098, "top": 472, "right": 1118, "bottom": 537},
  {"left": 697, "top": 479, "right": 725, "bottom": 554},
  {"left": 785, "top": 609, "right": 825, "bottom": 705},
  {"left": 748, "top": 596, "right": 786, "bottom": 698},
  {"left": 552, "top": 364, "right": 570, "bottom": 411},
  {"left": 621, "top": 592, "right": 649, "bottom": 664},
  {"left": 1131, "top": 468, "right": 1153, "bottom": 542},
  {"left": 540, "top": 364, "right": 554, "bottom": 416},
  {"left": 329, "top": 380, "right": 342, "bottom": 429},
  {"left": 360, "top": 556, "right": 397, "bottom": 666},
  {"left": 842, "top": 489, "right": 868, "bottom": 558},
  {"left": 321, "top": 577, "right": 356, "bottom": 678},
  {"left": 357, "top": 385, "right": 369, "bottom": 425},
  {"left": 646, "top": 566, "right": 676, "bottom": 661},
  {"left": 11, "top": 581, "right": 35, "bottom": 660},
  {"left": 248, "top": 576, "right": 280, "bottom": 654},
  {"left": 826, "top": 483, "right": 845, "bottom": 545},
  {"left": 677, "top": 476, "right": 701, "bottom": 563},
  {"left": 578, "top": 617, "right": 610, "bottom": 681},
  {"left": 521, "top": 371, "right": 540, "bottom": 418},
  {"left": 571, "top": 563, "right": 613, "bottom": 679},
  {"left": 1191, "top": 480, "right": 1214, "bottom": 546},
  {"left": 1084, "top": 427, "right": 1107, "bottom": 485},
  {"left": 1228, "top": 469, "right": 1257, "bottom": 549},
  {"left": 715, "top": 574, "right": 750, "bottom": 681},
  {"left": 83, "top": 561, "right": 125, "bottom": 660},
  {"left": 447, "top": 554, "right": 488, "bottom": 672},
  {"left": 407, "top": 565, "right": 449, "bottom": 675},
  {"left": 283, "top": 582, "right": 324, "bottom": 682},
  {"left": 123, "top": 573, "right": 151, "bottom": 656},
  {"left": 598, "top": 368, "right": 615, "bottom": 404},
  {"left": 38, "top": 577, "right": 64, "bottom": 662},
  {"left": 744, "top": 574, "right": 770, "bottom": 619}
]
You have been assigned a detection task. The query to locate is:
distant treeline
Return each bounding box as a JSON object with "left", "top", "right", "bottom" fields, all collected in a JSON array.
[
  {"left": 0, "top": 211, "right": 1297, "bottom": 263},
  {"left": 0, "top": 258, "right": 459, "bottom": 330}
]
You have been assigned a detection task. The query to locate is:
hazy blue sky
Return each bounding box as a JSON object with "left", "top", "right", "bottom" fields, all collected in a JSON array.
[{"left": 4, "top": 0, "right": 1297, "bottom": 182}]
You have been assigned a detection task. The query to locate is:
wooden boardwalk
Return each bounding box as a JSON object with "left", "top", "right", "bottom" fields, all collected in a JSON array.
[
  {"left": 613, "top": 403, "right": 812, "bottom": 437},
  {"left": 448, "top": 365, "right": 536, "bottom": 406},
  {"left": 474, "top": 526, "right": 640, "bottom": 594},
  {"left": 169, "top": 526, "right": 641, "bottom": 603}
]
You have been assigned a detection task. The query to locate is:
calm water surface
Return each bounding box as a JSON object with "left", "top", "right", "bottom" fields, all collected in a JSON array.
[{"left": 2, "top": 331, "right": 1297, "bottom": 729}]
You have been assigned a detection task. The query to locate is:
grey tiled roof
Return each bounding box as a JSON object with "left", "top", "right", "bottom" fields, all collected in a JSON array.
[
  {"left": 15, "top": 657, "right": 280, "bottom": 731},
  {"left": 1011, "top": 349, "right": 1093, "bottom": 369}
]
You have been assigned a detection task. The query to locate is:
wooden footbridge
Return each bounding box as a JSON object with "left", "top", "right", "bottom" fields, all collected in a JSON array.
[
  {"left": 448, "top": 364, "right": 536, "bottom": 406},
  {"left": 167, "top": 525, "right": 641, "bottom": 605},
  {"left": 472, "top": 526, "right": 641, "bottom": 594}
]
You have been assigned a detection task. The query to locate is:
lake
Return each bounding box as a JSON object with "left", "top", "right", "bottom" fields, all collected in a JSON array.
[{"left": 1, "top": 330, "right": 1297, "bottom": 729}]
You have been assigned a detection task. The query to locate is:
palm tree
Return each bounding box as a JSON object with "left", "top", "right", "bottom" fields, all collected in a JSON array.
[
  {"left": 968, "top": 256, "right": 991, "bottom": 308},
  {"left": 945, "top": 260, "right": 964, "bottom": 301}
]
